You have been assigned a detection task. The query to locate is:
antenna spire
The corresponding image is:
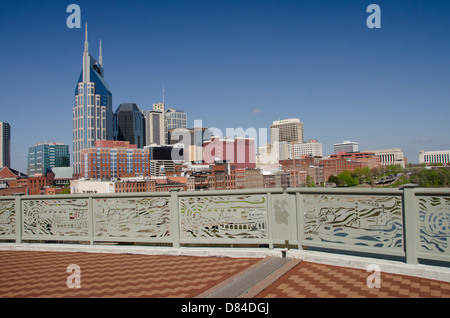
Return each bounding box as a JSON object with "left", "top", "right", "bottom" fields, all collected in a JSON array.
[
  {"left": 99, "top": 38, "right": 103, "bottom": 66},
  {"left": 84, "top": 22, "right": 88, "bottom": 53}
]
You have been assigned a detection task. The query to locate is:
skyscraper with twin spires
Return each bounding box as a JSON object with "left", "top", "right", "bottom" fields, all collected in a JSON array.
[{"left": 73, "top": 24, "right": 113, "bottom": 176}]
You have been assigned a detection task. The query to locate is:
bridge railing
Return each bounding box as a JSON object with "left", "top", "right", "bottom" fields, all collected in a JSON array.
[{"left": 0, "top": 185, "right": 448, "bottom": 266}]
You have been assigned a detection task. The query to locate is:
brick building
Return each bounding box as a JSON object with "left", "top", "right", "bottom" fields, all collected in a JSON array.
[
  {"left": 80, "top": 140, "right": 150, "bottom": 179},
  {"left": 203, "top": 136, "right": 256, "bottom": 169},
  {"left": 329, "top": 152, "right": 381, "bottom": 169}
]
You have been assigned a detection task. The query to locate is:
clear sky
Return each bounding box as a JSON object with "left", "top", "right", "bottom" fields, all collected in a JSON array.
[{"left": 1, "top": 0, "right": 450, "bottom": 173}]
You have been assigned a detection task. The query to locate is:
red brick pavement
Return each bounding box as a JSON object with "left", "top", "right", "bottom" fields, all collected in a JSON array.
[
  {"left": 1, "top": 250, "right": 449, "bottom": 298},
  {"left": 255, "top": 261, "right": 450, "bottom": 298},
  {"left": 0, "top": 250, "right": 261, "bottom": 298}
]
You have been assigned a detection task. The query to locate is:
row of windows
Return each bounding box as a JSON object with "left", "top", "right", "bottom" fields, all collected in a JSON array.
[
  {"left": 88, "top": 165, "right": 148, "bottom": 173},
  {"left": 73, "top": 128, "right": 106, "bottom": 141},
  {"left": 424, "top": 154, "right": 450, "bottom": 163}
]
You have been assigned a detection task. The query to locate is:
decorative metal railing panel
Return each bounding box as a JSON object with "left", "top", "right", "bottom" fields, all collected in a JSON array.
[
  {"left": 94, "top": 197, "right": 171, "bottom": 240},
  {"left": 418, "top": 196, "right": 450, "bottom": 257},
  {"left": 0, "top": 199, "right": 15, "bottom": 237},
  {"left": 179, "top": 194, "right": 268, "bottom": 241},
  {"left": 22, "top": 199, "right": 89, "bottom": 238},
  {"left": 1, "top": 187, "right": 449, "bottom": 266},
  {"left": 302, "top": 194, "right": 403, "bottom": 251}
]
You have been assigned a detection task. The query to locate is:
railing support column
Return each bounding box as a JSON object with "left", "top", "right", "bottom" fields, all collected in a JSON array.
[
  {"left": 171, "top": 189, "right": 181, "bottom": 248},
  {"left": 14, "top": 193, "right": 23, "bottom": 244},
  {"left": 267, "top": 192, "right": 274, "bottom": 249},
  {"left": 295, "top": 192, "right": 303, "bottom": 251},
  {"left": 89, "top": 196, "right": 94, "bottom": 246},
  {"left": 402, "top": 184, "right": 419, "bottom": 264}
]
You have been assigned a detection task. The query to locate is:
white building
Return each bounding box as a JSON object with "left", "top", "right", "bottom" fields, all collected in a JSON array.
[
  {"left": 334, "top": 140, "right": 359, "bottom": 154},
  {"left": 419, "top": 150, "right": 450, "bottom": 165},
  {"left": 363, "top": 148, "right": 406, "bottom": 168},
  {"left": 293, "top": 139, "right": 323, "bottom": 158},
  {"left": 270, "top": 118, "right": 304, "bottom": 144},
  {"left": 144, "top": 103, "right": 165, "bottom": 146},
  {"left": 70, "top": 180, "right": 115, "bottom": 194}
]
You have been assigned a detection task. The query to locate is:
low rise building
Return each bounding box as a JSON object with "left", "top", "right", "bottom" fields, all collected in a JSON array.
[
  {"left": 419, "top": 150, "right": 450, "bottom": 165},
  {"left": 70, "top": 180, "right": 115, "bottom": 194},
  {"left": 363, "top": 148, "right": 406, "bottom": 168}
]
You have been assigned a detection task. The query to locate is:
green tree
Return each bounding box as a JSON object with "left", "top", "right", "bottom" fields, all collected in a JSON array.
[
  {"left": 336, "top": 170, "right": 359, "bottom": 187},
  {"left": 327, "top": 175, "right": 339, "bottom": 186},
  {"left": 354, "top": 167, "right": 373, "bottom": 184}
]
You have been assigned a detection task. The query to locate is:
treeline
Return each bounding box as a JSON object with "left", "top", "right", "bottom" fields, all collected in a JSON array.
[
  {"left": 327, "top": 165, "right": 450, "bottom": 188},
  {"left": 403, "top": 167, "right": 450, "bottom": 188}
]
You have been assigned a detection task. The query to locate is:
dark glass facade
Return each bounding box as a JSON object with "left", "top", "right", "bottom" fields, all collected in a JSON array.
[{"left": 114, "top": 103, "right": 145, "bottom": 148}]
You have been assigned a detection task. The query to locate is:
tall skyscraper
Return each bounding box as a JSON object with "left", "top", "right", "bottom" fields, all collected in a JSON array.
[
  {"left": 144, "top": 103, "right": 165, "bottom": 146},
  {"left": 165, "top": 108, "right": 187, "bottom": 131},
  {"left": 270, "top": 118, "right": 304, "bottom": 144},
  {"left": 0, "top": 122, "right": 11, "bottom": 168},
  {"left": 28, "top": 142, "right": 70, "bottom": 176},
  {"left": 165, "top": 108, "right": 187, "bottom": 144},
  {"left": 114, "top": 103, "right": 145, "bottom": 148},
  {"left": 73, "top": 24, "right": 113, "bottom": 176}
]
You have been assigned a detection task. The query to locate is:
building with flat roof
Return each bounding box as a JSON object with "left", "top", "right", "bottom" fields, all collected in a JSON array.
[
  {"left": 144, "top": 108, "right": 165, "bottom": 146},
  {"left": 165, "top": 108, "right": 187, "bottom": 143},
  {"left": 270, "top": 118, "right": 304, "bottom": 144},
  {"left": 419, "top": 150, "right": 450, "bottom": 165},
  {"left": 80, "top": 140, "right": 149, "bottom": 180},
  {"left": 363, "top": 148, "right": 406, "bottom": 168},
  {"left": 334, "top": 140, "right": 359, "bottom": 154},
  {"left": 203, "top": 136, "right": 256, "bottom": 169},
  {"left": 329, "top": 151, "right": 381, "bottom": 169},
  {"left": 27, "top": 142, "right": 70, "bottom": 176},
  {"left": 293, "top": 140, "right": 323, "bottom": 158}
]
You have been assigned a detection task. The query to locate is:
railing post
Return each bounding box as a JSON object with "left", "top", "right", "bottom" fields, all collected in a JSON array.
[
  {"left": 14, "top": 193, "right": 24, "bottom": 244},
  {"left": 88, "top": 196, "right": 94, "bottom": 246},
  {"left": 170, "top": 189, "right": 181, "bottom": 248},
  {"left": 295, "top": 192, "right": 303, "bottom": 250},
  {"left": 402, "top": 184, "right": 418, "bottom": 264},
  {"left": 266, "top": 192, "right": 274, "bottom": 249}
]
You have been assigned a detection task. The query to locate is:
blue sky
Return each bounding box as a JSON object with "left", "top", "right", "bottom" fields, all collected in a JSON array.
[{"left": 1, "top": 0, "right": 450, "bottom": 173}]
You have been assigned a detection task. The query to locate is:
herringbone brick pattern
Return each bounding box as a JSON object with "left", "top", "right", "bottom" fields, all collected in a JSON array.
[
  {"left": 0, "top": 250, "right": 261, "bottom": 298},
  {"left": 256, "top": 261, "right": 450, "bottom": 298}
]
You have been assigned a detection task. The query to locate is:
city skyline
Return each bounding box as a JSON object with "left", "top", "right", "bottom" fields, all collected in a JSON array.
[{"left": 1, "top": 1, "right": 450, "bottom": 173}]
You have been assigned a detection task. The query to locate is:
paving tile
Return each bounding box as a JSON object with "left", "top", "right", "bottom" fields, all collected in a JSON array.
[
  {"left": 255, "top": 261, "right": 450, "bottom": 298},
  {"left": 1, "top": 250, "right": 449, "bottom": 298},
  {"left": 0, "top": 250, "right": 261, "bottom": 298}
]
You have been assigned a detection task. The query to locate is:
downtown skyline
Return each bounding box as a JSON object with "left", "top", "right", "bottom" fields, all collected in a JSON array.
[{"left": 1, "top": 0, "right": 450, "bottom": 173}]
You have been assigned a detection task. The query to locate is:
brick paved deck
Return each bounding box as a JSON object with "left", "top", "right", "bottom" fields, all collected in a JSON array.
[
  {"left": 0, "top": 250, "right": 260, "bottom": 298},
  {"left": 0, "top": 250, "right": 449, "bottom": 298},
  {"left": 256, "top": 261, "right": 450, "bottom": 298}
]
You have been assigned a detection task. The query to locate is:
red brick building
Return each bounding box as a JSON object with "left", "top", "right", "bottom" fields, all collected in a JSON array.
[
  {"left": 203, "top": 137, "right": 256, "bottom": 169},
  {"left": 80, "top": 140, "right": 150, "bottom": 180},
  {"left": 0, "top": 167, "right": 56, "bottom": 196},
  {"left": 329, "top": 152, "right": 381, "bottom": 169}
]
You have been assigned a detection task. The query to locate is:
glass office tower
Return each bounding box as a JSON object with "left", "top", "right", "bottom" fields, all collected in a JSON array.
[
  {"left": 73, "top": 24, "right": 113, "bottom": 176},
  {"left": 114, "top": 103, "right": 145, "bottom": 148},
  {"left": 28, "top": 142, "right": 70, "bottom": 176}
]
